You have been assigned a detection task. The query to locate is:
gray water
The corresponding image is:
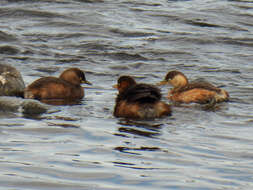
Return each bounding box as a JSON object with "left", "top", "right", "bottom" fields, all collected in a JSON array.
[{"left": 0, "top": 0, "right": 253, "bottom": 189}]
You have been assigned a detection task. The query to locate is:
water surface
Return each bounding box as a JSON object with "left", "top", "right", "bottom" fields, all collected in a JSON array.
[{"left": 0, "top": 0, "right": 253, "bottom": 189}]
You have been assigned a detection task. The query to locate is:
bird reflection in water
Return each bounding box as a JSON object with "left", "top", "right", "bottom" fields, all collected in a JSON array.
[
  {"left": 40, "top": 99, "right": 83, "bottom": 106},
  {"left": 115, "top": 119, "right": 163, "bottom": 138}
]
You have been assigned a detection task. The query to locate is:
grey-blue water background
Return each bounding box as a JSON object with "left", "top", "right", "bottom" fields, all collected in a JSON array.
[{"left": 0, "top": 0, "right": 253, "bottom": 189}]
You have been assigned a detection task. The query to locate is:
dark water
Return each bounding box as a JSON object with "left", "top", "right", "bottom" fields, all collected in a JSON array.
[{"left": 0, "top": 0, "right": 253, "bottom": 189}]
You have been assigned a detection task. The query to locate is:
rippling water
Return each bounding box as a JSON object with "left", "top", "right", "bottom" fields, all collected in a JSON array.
[{"left": 0, "top": 0, "right": 253, "bottom": 189}]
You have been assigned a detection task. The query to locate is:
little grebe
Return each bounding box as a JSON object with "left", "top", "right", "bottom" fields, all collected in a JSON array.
[
  {"left": 158, "top": 70, "right": 229, "bottom": 104},
  {"left": 24, "top": 68, "right": 91, "bottom": 100},
  {"left": 114, "top": 76, "right": 171, "bottom": 119}
]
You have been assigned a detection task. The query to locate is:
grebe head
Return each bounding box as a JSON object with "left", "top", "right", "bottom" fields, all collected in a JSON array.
[
  {"left": 158, "top": 70, "right": 188, "bottom": 88},
  {"left": 113, "top": 75, "right": 137, "bottom": 93},
  {"left": 59, "top": 68, "right": 92, "bottom": 86}
]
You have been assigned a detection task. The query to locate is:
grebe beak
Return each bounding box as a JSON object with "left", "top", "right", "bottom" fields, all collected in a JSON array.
[
  {"left": 156, "top": 80, "right": 169, "bottom": 86},
  {"left": 82, "top": 80, "right": 92, "bottom": 85},
  {"left": 112, "top": 84, "right": 118, "bottom": 89}
]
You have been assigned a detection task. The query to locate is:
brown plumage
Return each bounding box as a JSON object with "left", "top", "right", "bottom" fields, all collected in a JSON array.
[
  {"left": 24, "top": 68, "right": 91, "bottom": 100},
  {"left": 158, "top": 70, "right": 229, "bottom": 104},
  {"left": 114, "top": 76, "right": 171, "bottom": 119}
]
